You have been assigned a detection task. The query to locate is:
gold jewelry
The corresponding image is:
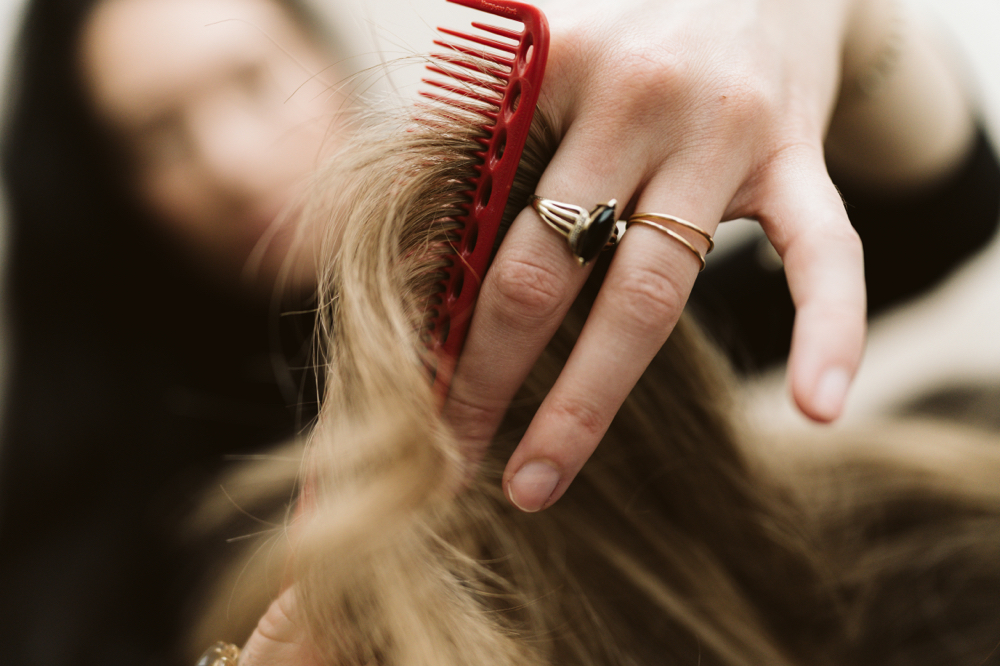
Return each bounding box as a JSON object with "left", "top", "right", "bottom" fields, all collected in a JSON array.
[
  {"left": 196, "top": 642, "right": 241, "bottom": 666},
  {"left": 530, "top": 195, "right": 620, "bottom": 266},
  {"left": 629, "top": 212, "right": 715, "bottom": 252},
  {"left": 626, "top": 213, "right": 714, "bottom": 271}
]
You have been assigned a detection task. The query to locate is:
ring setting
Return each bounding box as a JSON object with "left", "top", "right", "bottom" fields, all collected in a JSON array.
[{"left": 530, "top": 195, "right": 620, "bottom": 266}]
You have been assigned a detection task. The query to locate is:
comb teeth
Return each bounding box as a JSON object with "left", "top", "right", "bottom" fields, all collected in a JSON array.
[
  {"left": 422, "top": 18, "right": 522, "bottom": 123},
  {"left": 422, "top": 77, "right": 502, "bottom": 104},
  {"left": 420, "top": 0, "right": 549, "bottom": 398},
  {"left": 428, "top": 53, "right": 510, "bottom": 84},
  {"left": 437, "top": 27, "right": 518, "bottom": 54},
  {"left": 433, "top": 39, "right": 515, "bottom": 68},
  {"left": 425, "top": 65, "right": 506, "bottom": 95},
  {"left": 471, "top": 21, "right": 522, "bottom": 41},
  {"left": 418, "top": 91, "right": 499, "bottom": 121}
]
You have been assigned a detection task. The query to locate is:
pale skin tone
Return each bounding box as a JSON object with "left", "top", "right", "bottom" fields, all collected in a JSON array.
[
  {"left": 81, "top": 0, "right": 344, "bottom": 292},
  {"left": 79, "top": 0, "right": 974, "bottom": 660},
  {"left": 240, "top": 588, "right": 322, "bottom": 666},
  {"left": 240, "top": 0, "right": 977, "bottom": 658},
  {"left": 83, "top": 0, "right": 972, "bottom": 517},
  {"left": 446, "top": 0, "right": 975, "bottom": 513}
]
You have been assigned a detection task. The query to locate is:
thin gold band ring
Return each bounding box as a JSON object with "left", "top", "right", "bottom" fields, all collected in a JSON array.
[
  {"left": 629, "top": 212, "right": 715, "bottom": 253},
  {"left": 626, "top": 219, "right": 706, "bottom": 271}
]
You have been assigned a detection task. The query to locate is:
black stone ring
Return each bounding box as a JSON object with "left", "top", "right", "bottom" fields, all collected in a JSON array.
[{"left": 529, "top": 196, "right": 620, "bottom": 267}]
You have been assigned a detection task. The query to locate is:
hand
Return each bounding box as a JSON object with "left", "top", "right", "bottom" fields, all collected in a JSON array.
[
  {"left": 237, "top": 588, "right": 321, "bottom": 666},
  {"left": 445, "top": 0, "right": 872, "bottom": 511}
]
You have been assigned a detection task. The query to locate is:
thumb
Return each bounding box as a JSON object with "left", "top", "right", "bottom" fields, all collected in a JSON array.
[{"left": 240, "top": 587, "right": 323, "bottom": 666}]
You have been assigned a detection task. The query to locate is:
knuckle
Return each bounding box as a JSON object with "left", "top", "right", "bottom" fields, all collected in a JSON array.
[
  {"left": 490, "top": 253, "right": 568, "bottom": 326},
  {"left": 618, "top": 48, "right": 688, "bottom": 109},
  {"left": 766, "top": 138, "right": 825, "bottom": 172},
  {"left": 708, "top": 70, "right": 776, "bottom": 134},
  {"left": 618, "top": 45, "right": 685, "bottom": 92},
  {"left": 580, "top": 43, "right": 689, "bottom": 127},
  {"left": 799, "top": 296, "right": 866, "bottom": 331},
  {"left": 444, "top": 388, "right": 504, "bottom": 444},
  {"left": 255, "top": 594, "right": 300, "bottom": 645},
  {"left": 547, "top": 394, "right": 608, "bottom": 441},
  {"left": 792, "top": 209, "right": 862, "bottom": 254},
  {"left": 831, "top": 222, "right": 862, "bottom": 251},
  {"left": 614, "top": 263, "right": 687, "bottom": 332}
]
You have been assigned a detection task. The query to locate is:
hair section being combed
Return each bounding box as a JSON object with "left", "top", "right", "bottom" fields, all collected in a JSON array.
[
  {"left": 289, "top": 96, "right": 824, "bottom": 666},
  {"left": 193, "top": 91, "right": 1000, "bottom": 666}
]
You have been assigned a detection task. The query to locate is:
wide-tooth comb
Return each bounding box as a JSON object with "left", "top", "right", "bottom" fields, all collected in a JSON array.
[{"left": 421, "top": 0, "right": 549, "bottom": 398}]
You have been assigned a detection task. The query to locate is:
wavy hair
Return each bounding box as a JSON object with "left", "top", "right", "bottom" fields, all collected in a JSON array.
[{"left": 191, "top": 94, "right": 1000, "bottom": 666}]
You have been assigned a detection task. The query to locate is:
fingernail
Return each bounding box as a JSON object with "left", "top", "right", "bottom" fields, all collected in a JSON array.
[
  {"left": 507, "top": 460, "right": 561, "bottom": 513},
  {"left": 812, "top": 367, "right": 850, "bottom": 421}
]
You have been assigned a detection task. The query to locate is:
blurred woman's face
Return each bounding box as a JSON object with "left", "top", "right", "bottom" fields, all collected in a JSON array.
[{"left": 81, "top": 0, "right": 343, "bottom": 289}]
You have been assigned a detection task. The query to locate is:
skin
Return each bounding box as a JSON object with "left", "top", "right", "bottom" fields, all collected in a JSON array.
[
  {"left": 74, "top": 0, "right": 974, "bottom": 658},
  {"left": 81, "top": 0, "right": 345, "bottom": 291},
  {"left": 238, "top": 0, "right": 977, "bottom": 659},
  {"left": 240, "top": 588, "right": 321, "bottom": 666},
  {"left": 81, "top": 0, "right": 974, "bottom": 521},
  {"left": 444, "top": 0, "right": 975, "bottom": 513},
  {"left": 79, "top": 2, "right": 341, "bottom": 660}
]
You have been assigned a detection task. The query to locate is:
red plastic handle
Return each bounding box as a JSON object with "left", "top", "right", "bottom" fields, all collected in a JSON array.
[{"left": 425, "top": 0, "right": 550, "bottom": 398}]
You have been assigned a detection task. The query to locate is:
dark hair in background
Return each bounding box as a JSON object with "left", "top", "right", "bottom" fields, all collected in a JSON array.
[{"left": 0, "top": 1, "right": 322, "bottom": 664}]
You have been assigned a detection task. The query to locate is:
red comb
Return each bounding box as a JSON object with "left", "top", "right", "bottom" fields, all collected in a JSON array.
[{"left": 421, "top": 0, "right": 549, "bottom": 397}]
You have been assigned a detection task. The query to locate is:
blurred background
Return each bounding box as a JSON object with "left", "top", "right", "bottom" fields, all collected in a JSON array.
[
  {"left": 0, "top": 0, "right": 997, "bottom": 427},
  {"left": 0, "top": 1, "right": 995, "bottom": 664},
  {"left": 737, "top": 0, "right": 1000, "bottom": 428}
]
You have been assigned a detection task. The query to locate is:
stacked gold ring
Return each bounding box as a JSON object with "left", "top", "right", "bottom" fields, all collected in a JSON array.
[
  {"left": 626, "top": 212, "right": 714, "bottom": 271},
  {"left": 529, "top": 195, "right": 715, "bottom": 271}
]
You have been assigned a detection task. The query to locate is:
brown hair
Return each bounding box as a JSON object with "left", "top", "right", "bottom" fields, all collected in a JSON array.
[{"left": 190, "top": 95, "right": 1000, "bottom": 666}]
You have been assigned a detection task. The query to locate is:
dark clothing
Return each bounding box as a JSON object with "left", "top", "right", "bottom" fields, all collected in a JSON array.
[
  {"left": 0, "top": 272, "right": 316, "bottom": 665},
  {"left": 0, "top": 1, "right": 321, "bottom": 663}
]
